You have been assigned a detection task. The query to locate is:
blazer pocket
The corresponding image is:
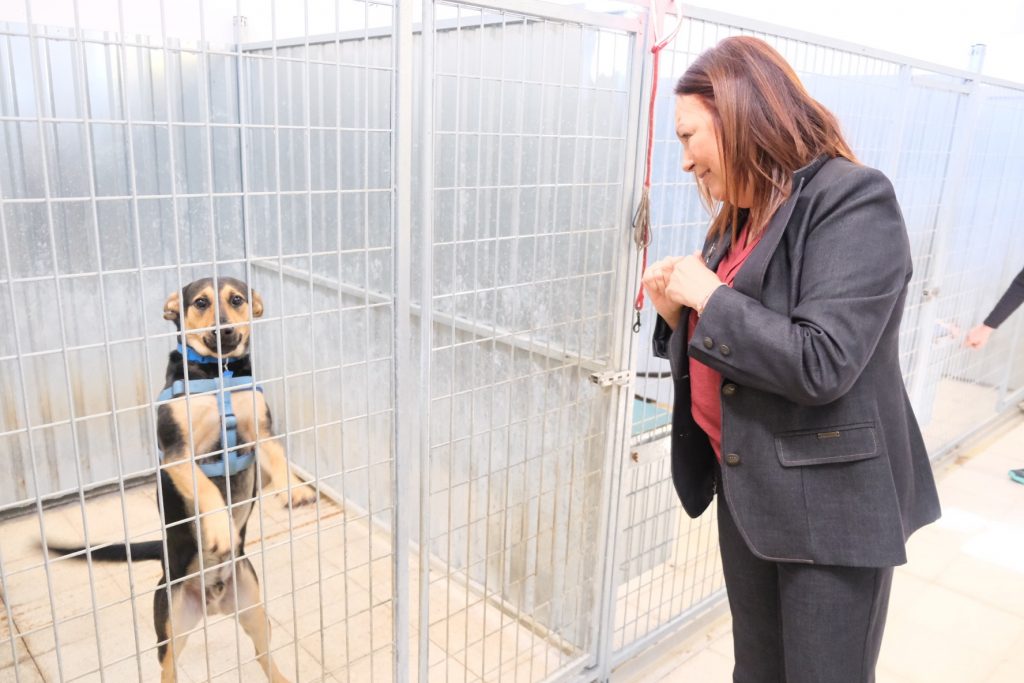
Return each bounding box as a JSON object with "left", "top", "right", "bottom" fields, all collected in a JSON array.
[{"left": 775, "top": 422, "right": 879, "bottom": 467}]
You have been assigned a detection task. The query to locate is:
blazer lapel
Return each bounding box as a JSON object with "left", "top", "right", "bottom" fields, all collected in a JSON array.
[
  {"left": 732, "top": 177, "right": 805, "bottom": 301},
  {"left": 733, "top": 155, "right": 831, "bottom": 301}
]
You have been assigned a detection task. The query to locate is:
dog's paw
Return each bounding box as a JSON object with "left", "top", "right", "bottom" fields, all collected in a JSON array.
[
  {"left": 201, "top": 510, "right": 238, "bottom": 554},
  {"left": 279, "top": 479, "right": 318, "bottom": 507}
]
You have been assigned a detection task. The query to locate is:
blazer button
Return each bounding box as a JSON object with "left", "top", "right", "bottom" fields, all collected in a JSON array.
[
  {"left": 722, "top": 383, "right": 736, "bottom": 396},
  {"left": 724, "top": 452, "right": 741, "bottom": 466},
  {"left": 703, "top": 336, "right": 714, "bottom": 349},
  {"left": 719, "top": 344, "right": 731, "bottom": 356}
]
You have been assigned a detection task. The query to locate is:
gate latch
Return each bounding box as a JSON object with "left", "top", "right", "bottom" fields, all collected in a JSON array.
[{"left": 589, "top": 370, "right": 632, "bottom": 388}]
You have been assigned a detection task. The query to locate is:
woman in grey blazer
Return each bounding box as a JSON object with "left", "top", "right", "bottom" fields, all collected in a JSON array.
[{"left": 643, "top": 37, "right": 941, "bottom": 682}]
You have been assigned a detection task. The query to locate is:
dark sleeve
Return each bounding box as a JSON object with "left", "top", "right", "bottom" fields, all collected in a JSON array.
[
  {"left": 983, "top": 267, "right": 1024, "bottom": 328},
  {"left": 688, "top": 166, "right": 910, "bottom": 406},
  {"left": 652, "top": 313, "right": 676, "bottom": 359}
]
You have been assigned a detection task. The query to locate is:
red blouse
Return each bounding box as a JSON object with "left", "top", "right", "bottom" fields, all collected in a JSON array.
[{"left": 686, "top": 226, "right": 761, "bottom": 460}]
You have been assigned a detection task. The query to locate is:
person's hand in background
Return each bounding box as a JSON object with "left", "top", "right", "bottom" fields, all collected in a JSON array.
[{"left": 965, "top": 324, "right": 995, "bottom": 349}]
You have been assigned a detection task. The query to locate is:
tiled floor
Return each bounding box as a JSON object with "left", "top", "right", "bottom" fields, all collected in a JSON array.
[
  {"left": 614, "top": 416, "right": 1024, "bottom": 683},
  {"left": 0, "top": 484, "right": 567, "bottom": 682}
]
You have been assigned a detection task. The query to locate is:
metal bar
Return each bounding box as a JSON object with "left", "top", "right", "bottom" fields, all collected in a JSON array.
[
  {"left": 593, "top": 13, "right": 649, "bottom": 679},
  {"left": 393, "top": 0, "right": 414, "bottom": 679},
  {"left": 327, "top": 8, "right": 355, "bottom": 673},
  {"left": 665, "top": 2, "right": 1024, "bottom": 92},
  {"left": 440, "top": 9, "right": 462, "bottom": 675},
  {"left": 485, "top": 12, "right": 511, "bottom": 680},
  {"left": 466, "top": 9, "right": 489, "bottom": 679},
  {"left": 453, "top": 0, "right": 639, "bottom": 32},
  {"left": 364, "top": 5, "right": 386, "bottom": 681},
  {"left": 240, "top": 12, "right": 511, "bottom": 52},
  {"left": 417, "top": 2, "right": 436, "bottom": 682}
]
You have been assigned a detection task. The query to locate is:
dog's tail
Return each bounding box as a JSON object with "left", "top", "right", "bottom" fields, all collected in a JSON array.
[{"left": 43, "top": 539, "right": 165, "bottom": 562}]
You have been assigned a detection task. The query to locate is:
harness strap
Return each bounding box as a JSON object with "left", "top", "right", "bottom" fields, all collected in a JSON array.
[{"left": 157, "top": 375, "right": 263, "bottom": 477}]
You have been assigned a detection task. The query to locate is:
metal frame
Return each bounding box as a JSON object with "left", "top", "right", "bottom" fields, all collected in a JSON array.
[{"left": 392, "top": 1, "right": 414, "bottom": 681}]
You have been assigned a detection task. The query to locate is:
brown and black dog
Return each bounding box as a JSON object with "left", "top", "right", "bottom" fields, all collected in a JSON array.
[{"left": 49, "top": 277, "right": 315, "bottom": 682}]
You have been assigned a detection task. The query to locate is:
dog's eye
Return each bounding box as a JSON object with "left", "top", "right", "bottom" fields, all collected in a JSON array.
[
  {"left": 193, "top": 298, "right": 209, "bottom": 310},
  {"left": 230, "top": 295, "right": 244, "bottom": 307}
]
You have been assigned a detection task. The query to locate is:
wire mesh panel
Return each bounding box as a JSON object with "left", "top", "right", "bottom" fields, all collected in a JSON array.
[
  {"left": 906, "top": 82, "right": 1024, "bottom": 448},
  {"left": 0, "top": 0, "right": 397, "bottom": 680},
  {"left": 420, "top": 4, "right": 636, "bottom": 681},
  {"left": 619, "top": 8, "right": 1024, "bottom": 666}
]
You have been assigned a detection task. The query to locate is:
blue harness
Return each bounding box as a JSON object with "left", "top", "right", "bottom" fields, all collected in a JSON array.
[{"left": 157, "top": 345, "right": 262, "bottom": 478}]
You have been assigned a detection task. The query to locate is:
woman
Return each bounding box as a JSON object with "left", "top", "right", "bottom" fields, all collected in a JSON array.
[{"left": 642, "top": 37, "right": 940, "bottom": 682}]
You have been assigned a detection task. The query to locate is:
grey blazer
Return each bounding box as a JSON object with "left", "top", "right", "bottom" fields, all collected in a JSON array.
[{"left": 653, "top": 155, "right": 941, "bottom": 567}]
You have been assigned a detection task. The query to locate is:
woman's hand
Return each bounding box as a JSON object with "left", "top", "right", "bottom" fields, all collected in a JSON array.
[
  {"left": 666, "top": 251, "right": 725, "bottom": 313},
  {"left": 642, "top": 256, "right": 685, "bottom": 329},
  {"left": 965, "top": 324, "right": 994, "bottom": 349}
]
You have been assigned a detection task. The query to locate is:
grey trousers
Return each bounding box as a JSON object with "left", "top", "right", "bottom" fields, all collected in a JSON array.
[{"left": 717, "top": 484, "right": 894, "bottom": 683}]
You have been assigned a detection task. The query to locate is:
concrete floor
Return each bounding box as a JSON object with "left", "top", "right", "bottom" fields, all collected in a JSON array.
[{"left": 614, "top": 415, "right": 1024, "bottom": 683}]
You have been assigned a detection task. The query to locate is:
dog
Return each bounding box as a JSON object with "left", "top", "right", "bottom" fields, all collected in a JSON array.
[{"left": 48, "top": 277, "right": 315, "bottom": 682}]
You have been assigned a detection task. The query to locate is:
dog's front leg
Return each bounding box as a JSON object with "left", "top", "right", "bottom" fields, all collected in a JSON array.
[
  {"left": 258, "top": 436, "right": 318, "bottom": 507},
  {"left": 162, "top": 454, "right": 238, "bottom": 553}
]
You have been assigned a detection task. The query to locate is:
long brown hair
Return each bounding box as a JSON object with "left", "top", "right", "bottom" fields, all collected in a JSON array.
[{"left": 675, "top": 36, "right": 857, "bottom": 241}]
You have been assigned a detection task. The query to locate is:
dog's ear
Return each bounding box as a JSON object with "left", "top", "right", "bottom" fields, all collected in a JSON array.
[
  {"left": 163, "top": 291, "right": 181, "bottom": 321},
  {"left": 250, "top": 290, "right": 264, "bottom": 318}
]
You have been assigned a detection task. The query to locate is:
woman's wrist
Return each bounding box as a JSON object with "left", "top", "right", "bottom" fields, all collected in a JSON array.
[
  {"left": 696, "top": 283, "right": 724, "bottom": 316},
  {"left": 660, "top": 307, "right": 681, "bottom": 331}
]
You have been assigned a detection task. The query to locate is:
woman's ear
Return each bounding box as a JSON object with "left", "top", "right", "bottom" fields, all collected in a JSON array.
[
  {"left": 251, "top": 290, "right": 264, "bottom": 318},
  {"left": 163, "top": 291, "right": 181, "bottom": 321}
]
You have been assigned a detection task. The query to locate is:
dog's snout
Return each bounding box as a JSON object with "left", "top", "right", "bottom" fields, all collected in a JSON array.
[
  {"left": 206, "top": 579, "right": 227, "bottom": 601},
  {"left": 220, "top": 326, "right": 237, "bottom": 339}
]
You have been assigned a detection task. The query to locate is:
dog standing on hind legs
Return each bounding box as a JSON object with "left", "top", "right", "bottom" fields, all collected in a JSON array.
[{"left": 48, "top": 277, "right": 316, "bottom": 682}]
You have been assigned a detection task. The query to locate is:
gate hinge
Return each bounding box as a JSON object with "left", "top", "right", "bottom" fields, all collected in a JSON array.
[{"left": 589, "top": 370, "right": 632, "bottom": 388}]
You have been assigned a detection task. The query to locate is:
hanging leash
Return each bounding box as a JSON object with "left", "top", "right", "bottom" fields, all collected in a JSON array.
[{"left": 632, "top": 2, "right": 684, "bottom": 333}]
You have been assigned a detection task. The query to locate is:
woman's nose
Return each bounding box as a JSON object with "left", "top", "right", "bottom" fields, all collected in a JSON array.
[{"left": 681, "top": 151, "right": 694, "bottom": 173}]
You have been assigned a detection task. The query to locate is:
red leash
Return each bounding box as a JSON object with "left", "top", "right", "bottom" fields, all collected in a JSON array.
[{"left": 632, "top": 8, "right": 683, "bottom": 333}]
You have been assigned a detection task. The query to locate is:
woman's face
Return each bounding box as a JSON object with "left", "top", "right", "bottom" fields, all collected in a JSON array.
[{"left": 674, "top": 94, "right": 731, "bottom": 204}]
